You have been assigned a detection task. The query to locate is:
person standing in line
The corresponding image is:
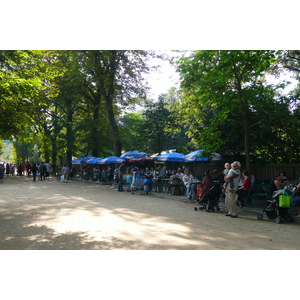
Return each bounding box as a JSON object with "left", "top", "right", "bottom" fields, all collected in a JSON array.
[
  {"left": 26, "top": 161, "right": 31, "bottom": 177},
  {"left": 44, "top": 161, "right": 51, "bottom": 180},
  {"left": 40, "top": 162, "right": 46, "bottom": 181},
  {"left": 10, "top": 164, "right": 15, "bottom": 176},
  {"left": 62, "top": 163, "right": 70, "bottom": 183},
  {"left": 21, "top": 163, "right": 25, "bottom": 175},
  {"left": 102, "top": 167, "right": 108, "bottom": 182},
  {"left": 31, "top": 163, "right": 38, "bottom": 182},
  {"left": 5, "top": 163, "right": 10, "bottom": 176},
  {"left": 118, "top": 161, "right": 126, "bottom": 191},
  {"left": 111, "top": 168, "right": 119, "bottom": 189},
  {"left": 0, "top": 164, "right": 5, "bottom": 183},
  {"left": 36, "top": 163, "right": 41, "bottom": 180},
  {"left": 291, "top": 181, "right": 300, "bottom": 217},
  {"left": 17, "top": 164, "right": 23, "bottom": 176},
  {"left": 224, "top": 161, "right": 241, "bottom": 218},
  {"left": 235, "top": 170, "right": 252, "bottom": 208}
]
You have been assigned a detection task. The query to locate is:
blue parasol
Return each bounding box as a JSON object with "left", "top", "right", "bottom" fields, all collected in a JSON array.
[
  {"left": 71, "top": 158, "right": 83, "bottom": 164},
  {"left": 86, "top": 157, "right": 103, "bottom": 164},
  {"left": 80, "top": 156, "right": 96, "bottom": 164},
  {"left": 211, "top": 152, "right": 223, "bottom": 160},
  {"left": 157, "top": 152, "right": 187, "bottom": 162},
  {"left": 121, "top": 150, "right": 150, "bottom": 160},
  {"left": 185, "top": 150, "right": 223, "bottom": 179},
  {"left": 185, "top": 150, "right": 209, "bottom": 162},
  {"left": 98, "top": 156, "right": 125, "bottom": 165}
]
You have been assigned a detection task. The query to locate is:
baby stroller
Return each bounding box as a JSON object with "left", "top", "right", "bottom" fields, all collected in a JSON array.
[
  {"left": 130, "top": 172, "right": 144, "bottom": 194},
  {"left": 194, "top": 180, "right": 222, "bottom": 212},
  {"left": 257, "top": 188, "right": 294, "bottom": 224}
]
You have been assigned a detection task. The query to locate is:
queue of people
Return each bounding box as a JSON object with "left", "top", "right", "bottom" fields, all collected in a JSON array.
[{"left": 2, "top": 158, "right": 300, "bottom": 218}]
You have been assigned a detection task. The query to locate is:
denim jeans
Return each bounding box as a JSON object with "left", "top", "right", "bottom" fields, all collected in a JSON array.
[{"left": 186, "top": 183, "right": 195, "bottom": 197}]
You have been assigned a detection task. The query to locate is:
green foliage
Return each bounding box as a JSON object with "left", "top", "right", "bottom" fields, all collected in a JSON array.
[
  {"left": 119, "top": 112, "right": 145, "bottom": 152},
  {"left": 118, "top": 91, "right": 193, "bottom": 155},
  {"left": 176, "top": 50, "right": 295, "bottom": 167},
  {"left": 0, "top": 50, "right": 62, "bottom": 139},
  {"left": 13, "top": 141, "right": 32, "bottom": 162},
  {"left": 1, "top": 50, "right": 300, "bottom": 167}
]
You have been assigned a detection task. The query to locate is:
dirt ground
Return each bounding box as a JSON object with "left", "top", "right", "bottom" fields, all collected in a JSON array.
[{"left": 1, "top": 175, "right": 300, "bottom": 250}]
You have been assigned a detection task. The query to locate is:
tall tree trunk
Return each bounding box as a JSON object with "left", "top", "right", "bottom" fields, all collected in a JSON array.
[
  {"left": 104, "top": 95, "right": 122, "bottom": 156},
  {"left": 66, "top": 99, "right": 74, "bottom": 168},
  {"left": 244, "top": 107, "right": 251, "bottom": 173},
  {"left": 44, "top": 142, "right": 50, "bottom": 163},
  {"left": 96, "top": 51, "right": 122, "bottom": 156},
  {"left": 233, "top": 59, "right": 251, "bottom": 173},
  {"left": 51, "top": 136, "right": 57, "bottom": 171},
  {"left": 91, "top": 94, "right": 101, "bottom": 157}
]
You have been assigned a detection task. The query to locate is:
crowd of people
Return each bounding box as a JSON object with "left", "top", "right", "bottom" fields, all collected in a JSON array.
[
  {"left": 0, "top": 161, "right": 54, "bottom": 182},
  {"left": 1, "top": 158, "right": 300, "bottom": 218},
  {"left": 222, "top": 164, "right": 300, "bottom": 219}
]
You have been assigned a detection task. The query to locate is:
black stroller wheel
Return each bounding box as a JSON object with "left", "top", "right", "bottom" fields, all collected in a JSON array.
[
  {"left": 257, "top": 214, "right": 263, "bottom": 220},
  {"left": 194, "top": 207, "right": 198, "bottom": 211}
]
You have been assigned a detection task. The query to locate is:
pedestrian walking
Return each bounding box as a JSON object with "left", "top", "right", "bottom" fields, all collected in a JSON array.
[
  {"left": 118, "top": 161, "right": 126, "bottom": 191},
  {"left": 40, "top": 162, "right": 46, "bottom": 181},
  {"left": 62, "top": 164, "right": 70, "bottom": 183},
  {"left": 31, "top": 163, "right": 38, "bottom": 182}
]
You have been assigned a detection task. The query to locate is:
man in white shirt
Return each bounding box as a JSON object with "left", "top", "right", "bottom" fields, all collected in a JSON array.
[{"left": 224, "top": 161, "right": 241, "bottom": 218}]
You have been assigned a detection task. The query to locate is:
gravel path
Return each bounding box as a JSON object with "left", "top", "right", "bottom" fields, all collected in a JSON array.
[{"left": 1, "top": 175, "right": 300, "bottom": 250}]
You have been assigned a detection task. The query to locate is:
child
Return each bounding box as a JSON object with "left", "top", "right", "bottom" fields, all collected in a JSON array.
[
  {"left": 223, "top": 162, "right": 240, "bottom": 192},
  {"left": 143, "top": 175, "right": 153, "bottom": 194},
  {"left": 223, "top": 163, "right": 231, "bottom": 191}
]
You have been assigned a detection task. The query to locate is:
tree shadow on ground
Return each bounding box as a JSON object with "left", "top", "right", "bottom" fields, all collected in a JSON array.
[{"left": 0, "top": 176, "right": 299, "bottom": 250}]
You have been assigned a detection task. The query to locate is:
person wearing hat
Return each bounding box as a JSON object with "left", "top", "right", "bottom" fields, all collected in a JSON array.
[{"left": 118, "top": 161, "right": 126, "bottom": 191}]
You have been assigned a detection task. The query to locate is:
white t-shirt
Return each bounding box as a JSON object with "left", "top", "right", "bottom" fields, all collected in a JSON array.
[{"left": 227, "top": 169, "right": 241, "bottom": 190}]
